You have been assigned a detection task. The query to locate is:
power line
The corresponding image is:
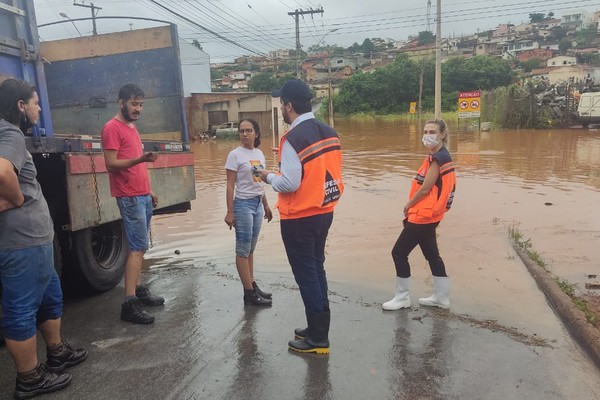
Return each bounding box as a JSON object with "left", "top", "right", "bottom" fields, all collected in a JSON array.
[{"left": 147, "top": 0, "right": 268, "bottom": 56}]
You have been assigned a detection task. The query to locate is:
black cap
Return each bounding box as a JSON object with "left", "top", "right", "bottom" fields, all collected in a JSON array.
[{"left": 272, "top": 79, "right": 312, "bottom": 103}]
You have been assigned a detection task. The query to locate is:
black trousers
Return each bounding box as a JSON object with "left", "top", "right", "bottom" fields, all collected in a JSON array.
[
  {"left": 391, "top": 220, "right": 447, "bottom": 278},
  {"left": 280, "top": 212, "right": 333, "bottom": 315}
]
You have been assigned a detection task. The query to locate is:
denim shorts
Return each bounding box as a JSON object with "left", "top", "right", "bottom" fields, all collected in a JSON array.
[
  {"left": 233, "top": 196, "right": 264, "bottom": 257},
  {"left": 117, "top": 195, "right": 153, "bottom": 252},
  {"left": 0, "top": 243, "right": 63, "bottom": 341}
]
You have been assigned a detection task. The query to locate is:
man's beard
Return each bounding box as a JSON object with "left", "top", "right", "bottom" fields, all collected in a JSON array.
[
  {"left": 121, "top": 105, "right": 139, "bottom": 122},
  {"left": 20, "top": 112, "right": 33, "bottom": 134},
  {"left": 282, "top": 108, "right": 291, "bottom": 124}
]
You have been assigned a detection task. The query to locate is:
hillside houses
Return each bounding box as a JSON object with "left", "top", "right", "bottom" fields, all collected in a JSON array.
[{"left": 210, "top": 8, "right": 600, "bottom": 92}]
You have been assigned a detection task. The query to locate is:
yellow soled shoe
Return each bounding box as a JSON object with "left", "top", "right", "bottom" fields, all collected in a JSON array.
[
  {"left": 288, "top": 338, "right": 330, "bottom": 354},
  {"left": 289, "top": 311, "right": 330, "bottom": 354}
]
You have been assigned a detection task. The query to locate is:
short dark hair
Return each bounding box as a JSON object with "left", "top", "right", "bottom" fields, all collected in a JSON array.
[
  {"left": 0, "top": 78, "right": 36, "bottom": 125},
  {"left": 239, "top": 117, "right": 261, "bottom": 148},
  {"left": 118, "top": 83, "right": 144, "bottom": 101},
  {"left": 283, "top": 98, "right": 311, "bottom": 115}
]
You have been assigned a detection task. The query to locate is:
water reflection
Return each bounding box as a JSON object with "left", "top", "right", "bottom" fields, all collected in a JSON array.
[
  {"left": 289, "top": 351, "right": 332, "bottom": 400},
  {"left": 333, "top": 120, "right": 600, "bottom": 190},
  {"left": 226, "top": 308, "right": 265, "bottom": 400},
  {"left": 390, "top": 312, "right": 453, "bottom": 400}
]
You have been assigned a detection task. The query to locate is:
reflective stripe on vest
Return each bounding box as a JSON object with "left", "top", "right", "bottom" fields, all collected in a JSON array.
[
  {"left": 407, "top": 154, "right": 456, "bottom": 224},
  {"left": 277, "top": 120, "right": 344, "bottom": 220}
]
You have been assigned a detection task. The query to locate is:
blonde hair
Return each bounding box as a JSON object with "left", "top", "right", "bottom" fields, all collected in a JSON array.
[{"left": 424, "top": 118, "right": 449, "bottom": 145}]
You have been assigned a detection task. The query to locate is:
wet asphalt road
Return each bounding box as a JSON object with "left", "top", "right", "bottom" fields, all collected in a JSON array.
[{"left": 2, "top": 262, "right": 600, "bottom": 400}]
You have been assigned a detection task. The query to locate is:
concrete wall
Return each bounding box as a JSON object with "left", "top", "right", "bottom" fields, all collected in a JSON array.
[{"left": 186, "top": 92, "right": 273, "bottom": 137}]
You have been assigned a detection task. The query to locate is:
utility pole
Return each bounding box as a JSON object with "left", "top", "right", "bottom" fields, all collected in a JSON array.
[
  {"left": 288, "top": 8, "right": 324, "bottom": 80},
  {"left": 434, "top": 0, "right": 442, "bottom": 119},
  {"left": 328, "top": 56, "right": 334, "bottom": 127},
  {"left": 73, "top": 1, "right": 102, "bottom": 35}
]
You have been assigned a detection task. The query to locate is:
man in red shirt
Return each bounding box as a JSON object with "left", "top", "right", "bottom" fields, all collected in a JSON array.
[{"left": 101, "top": 84, "right": 164, "bottom": 324}]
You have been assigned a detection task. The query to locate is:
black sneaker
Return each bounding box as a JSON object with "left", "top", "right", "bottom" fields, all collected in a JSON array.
[
  {"left": 46, "top": 341, "right": 88, "bottom": 373},
  {"left": 135, "top": 285, "right": 165, "bottom": 306},
  {"left": 121, "top": 298, "right": 155, "bottom": 324},
  {"left": 14, "top": 363, "right": 72, "bottom": 400}
]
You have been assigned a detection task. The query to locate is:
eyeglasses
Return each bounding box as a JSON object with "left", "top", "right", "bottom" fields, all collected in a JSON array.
[{"left": 239, "top": 128, "right": 254, "bottom": 134}]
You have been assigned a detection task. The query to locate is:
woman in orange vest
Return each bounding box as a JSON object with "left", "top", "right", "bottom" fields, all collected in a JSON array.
[{"left": 382, "top": 119, "right": 456, "bottom": 310}]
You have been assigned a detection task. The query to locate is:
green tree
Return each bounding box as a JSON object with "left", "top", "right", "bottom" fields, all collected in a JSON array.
[
  {"left": 347, "top": 42, "right": 360, "bottom": 54},
  {"left": 574, "top": 26, "right": 598, "bottom": 47},
  {"left": 579, "top": 53, "right": 600, "bottom": 66},
  {"left": 247, "top": 73, "right": 294, "bottom": 92},
  {"left": 335, "top": 55, "right": 426, "bottom": 114},
  {"left": 559, "top": 40, "right": 572, "bottom": 52},
  {"left": 442, "top": 56, "right": 515, "bottom": 92},
  {"left": 529, "top": 13, "right": 545, "bottom": 23},
  {"left": 361, "top": 39, "right": 376, "bottom": 56},
  {"left": 552, "top": 26, "right": 567, "bottom": 41},
  {"left": 520, "top": 58, "right": 544, "bottom": 72},
  {"left": 418, "top": 31, "right": 435, "bottom": 45},
  {"left": 210, "top": 68, "right": 224, "bottom": 80}
]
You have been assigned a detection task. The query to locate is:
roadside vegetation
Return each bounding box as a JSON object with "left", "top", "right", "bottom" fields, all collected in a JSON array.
[{"left": 508, "top": 223, "right": 599, "bottom": 328}]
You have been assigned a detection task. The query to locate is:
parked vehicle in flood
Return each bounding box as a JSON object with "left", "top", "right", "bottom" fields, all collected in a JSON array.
[{"left": 577, "top": 92, "right": 600, "bottom": 127}]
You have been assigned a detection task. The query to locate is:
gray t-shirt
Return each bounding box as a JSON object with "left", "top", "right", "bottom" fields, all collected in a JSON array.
[{"left": 0, "top": 120, "right": 53, "bottom": 250}]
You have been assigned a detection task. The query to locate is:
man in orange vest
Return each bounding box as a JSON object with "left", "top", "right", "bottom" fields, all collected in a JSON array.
[{"left": 257, "top": 79, "right": 343, "bottom": 354}]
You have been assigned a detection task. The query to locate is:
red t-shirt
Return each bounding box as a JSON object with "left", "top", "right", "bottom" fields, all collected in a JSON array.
[{"left": 101, "top": 118, "right": 151, "bottom": 197}]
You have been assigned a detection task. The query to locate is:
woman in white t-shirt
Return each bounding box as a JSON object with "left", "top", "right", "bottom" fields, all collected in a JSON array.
[{"left": 225, "top": 118, "right": 273, "bottom": 306}]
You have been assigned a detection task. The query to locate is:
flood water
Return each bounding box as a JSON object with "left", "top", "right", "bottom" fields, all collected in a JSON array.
[{"left": 147, "top": 119, "right": 600, "bottom": 333}]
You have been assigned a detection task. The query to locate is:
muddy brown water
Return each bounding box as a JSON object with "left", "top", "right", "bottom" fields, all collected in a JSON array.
[{"left": 148, "top": 119, "right": 600, "bottom": 337}]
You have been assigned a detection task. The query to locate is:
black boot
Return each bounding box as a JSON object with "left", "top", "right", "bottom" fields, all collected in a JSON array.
[
  {"left": 294, "top": 327, "right": 308, "bottom": 340},
  {"left": 136, "top": 285, "right": 165, "bottom": 306},
  {"left": 289, "top": 311, "right": 330, "bottom": 354},
  {"left": 46, "top": 341, "right": 88, "bottom": 373},
  {"left": 243, "top": 289, "right": 272, "bottom": 306},
  {"left": 121, "top": 298, "right": 155, "bottom": 324},
  {"left": 14, "top": 363, "right": 72, "bottom": 400},
  {"left": 252, "top": 281, "right": 272, "bottom": 299}
]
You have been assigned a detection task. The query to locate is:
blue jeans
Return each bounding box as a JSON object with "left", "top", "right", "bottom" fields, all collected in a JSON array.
[
  {"left": 117, "top": 195, "right": 153, "bottom": 252},
  {"left": 234, "top": 196, "right": 264, "bottom": 257},
  {"left": 280, "top": 212, "right": 333, "bottom": 315},
  {"left": 0, "top": 243, "right": 63, "bottom": 341}
]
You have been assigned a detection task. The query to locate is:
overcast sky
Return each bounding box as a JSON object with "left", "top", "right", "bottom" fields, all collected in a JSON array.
[{"left": 33, "top": 0, "right": 600, "bottom": 63}]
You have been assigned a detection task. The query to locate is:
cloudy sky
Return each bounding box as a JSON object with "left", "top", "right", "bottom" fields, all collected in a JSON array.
[{"left": 33, "top": 0, "right": 600, "bottom": 63}]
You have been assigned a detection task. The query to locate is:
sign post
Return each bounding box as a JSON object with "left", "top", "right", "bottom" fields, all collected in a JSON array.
[{"left": 458, "top": 91, "right": 481, "bottom": 130}]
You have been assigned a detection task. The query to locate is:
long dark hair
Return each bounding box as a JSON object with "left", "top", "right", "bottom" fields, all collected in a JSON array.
[
  {"left": 0, "top": 78, "right": 36, "bottom": 126},
  {"left": 239, "top": 118, "right": 261, "bottom": 148}
]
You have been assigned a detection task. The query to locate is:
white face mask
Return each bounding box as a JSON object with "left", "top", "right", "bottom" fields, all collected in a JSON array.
[{"left": 422, "top": 133, "right": 440, "bottom": 149}]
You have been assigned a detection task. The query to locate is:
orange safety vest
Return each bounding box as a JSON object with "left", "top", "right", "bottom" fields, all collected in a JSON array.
[
  {"left": 276, "top": 119, "right": 344, "bottom": 220},
  {"left": 407, "top": 148, "right": 456, "bottom": 224}
]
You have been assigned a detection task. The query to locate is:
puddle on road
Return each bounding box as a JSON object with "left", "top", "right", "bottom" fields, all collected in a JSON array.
[{"left": 147, "top": 121, "right": 600, "bottom": 337}]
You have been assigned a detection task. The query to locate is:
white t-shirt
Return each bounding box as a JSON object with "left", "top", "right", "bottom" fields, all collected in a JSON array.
[{"left": 225, "top": 146, "right": 266, "bottom": 199}]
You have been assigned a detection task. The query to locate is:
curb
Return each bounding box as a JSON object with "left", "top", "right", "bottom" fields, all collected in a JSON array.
[{"left": 514, "top": 246, "right": 600, "bottom": 369}]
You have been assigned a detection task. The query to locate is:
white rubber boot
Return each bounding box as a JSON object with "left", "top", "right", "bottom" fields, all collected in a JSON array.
[
  {"left": 382, "top": 277, "right": 411, "bottom": 310},
  {"left": 419, "top": 276, "right": 450, "bottom": 309}
]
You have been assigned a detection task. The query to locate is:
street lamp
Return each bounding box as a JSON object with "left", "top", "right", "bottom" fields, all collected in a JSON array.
[{"left": 59, "top": 12, "right": 82, "bottom": 37}]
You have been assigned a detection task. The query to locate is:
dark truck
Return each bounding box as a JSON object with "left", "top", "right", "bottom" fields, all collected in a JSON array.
[{"left": 0, "top": 1, "right": 196, "bottom": 292}]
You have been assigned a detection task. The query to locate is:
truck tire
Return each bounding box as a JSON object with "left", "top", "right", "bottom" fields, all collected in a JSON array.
[{"left": 71, "top": 221, "right": 128, "bottom": 292}]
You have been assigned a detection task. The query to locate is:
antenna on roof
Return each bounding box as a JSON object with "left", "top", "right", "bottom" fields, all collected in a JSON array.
[{"left": 427, "top": 0, "right": 432, "bottom": 32}]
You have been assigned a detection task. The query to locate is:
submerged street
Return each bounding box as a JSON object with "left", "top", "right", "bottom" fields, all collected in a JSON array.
[{"left": 1, "top": 122, "right": 600, "bottom": 399}]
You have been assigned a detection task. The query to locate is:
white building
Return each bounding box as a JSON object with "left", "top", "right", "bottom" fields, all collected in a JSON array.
[
  {"left": 561, "top": 10, "right": 595, "bottom": 31},
  {"left": 547, "top": 55, "right": 577, "bottom": 67},
  {"left": 179, "top": 39, "right": 211, "bottom": 95}
]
